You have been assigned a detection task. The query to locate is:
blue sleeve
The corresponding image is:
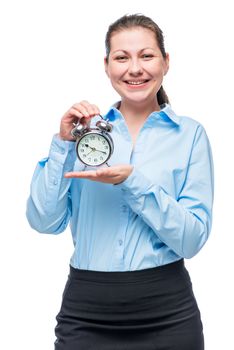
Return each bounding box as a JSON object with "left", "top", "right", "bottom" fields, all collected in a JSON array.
[
  {"left": 26, "top": 135, "right": 77, "bottom": 234},
  {"left": 117, "top": 125, "right": 214, "bottom": 258}
]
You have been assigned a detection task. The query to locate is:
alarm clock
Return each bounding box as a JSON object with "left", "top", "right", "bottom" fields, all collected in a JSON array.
[{"left": 71, "top": 115, "right": 114, "bottom": 167}]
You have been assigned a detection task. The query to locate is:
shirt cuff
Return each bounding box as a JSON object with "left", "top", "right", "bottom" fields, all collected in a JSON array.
[
  {"left": 49, "top": 134, "right": 77, "bottom": 165},
  {"left": 116, "top": 167, "right": 153, "bottom": 198}
]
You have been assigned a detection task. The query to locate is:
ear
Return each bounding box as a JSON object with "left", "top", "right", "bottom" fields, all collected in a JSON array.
[
  {"left": 104, "top": 57, "right": 109, "bottom": 77},
  {"left": 163, "top": 52, "right": 170, "bottom": 76}
]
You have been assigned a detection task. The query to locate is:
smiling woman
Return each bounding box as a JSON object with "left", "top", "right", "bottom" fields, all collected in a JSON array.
[
  {"left": 104, "top": 28, "right": 169, "bottom": 126},
  {"left": 104, "top": 14, "right": 170, "bottom": 107},
  {"left": 26, "top": 13, "right": 214, "bottom": 350}
]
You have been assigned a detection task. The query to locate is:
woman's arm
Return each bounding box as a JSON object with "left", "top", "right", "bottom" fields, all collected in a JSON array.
[
  {"left": 63, "top": 121, "right": 214, "bottom": 258},
  {"left": 26, "top": 135, "right": 76, "bottom": 234},
  {"left": 26, "top": 101, "right": 101, "bottom": 234},
  {"left": 118, "top": 124, "right": 214, "bottom": 258}
]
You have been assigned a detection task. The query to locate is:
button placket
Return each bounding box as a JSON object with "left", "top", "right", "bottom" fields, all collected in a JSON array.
[
  {"left": 118, "top": 239, "right": 123, "bottom": 246},
  {"left": 122, "top": 204, "right": 127, "bottom": 212},
  {"left": 113, "top": 204, "right": 127, "bottom": 263}
]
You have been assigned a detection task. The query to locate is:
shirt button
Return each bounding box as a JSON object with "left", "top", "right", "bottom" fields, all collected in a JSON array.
[
  {"left": 122, "top": 205, "right": 127, "bottom": 212},
  {"left": 60, "top": 148, "right": 66, "bottom": 154},
  {"left": 53, "top": 179, "right": 58, "bottom": 185},
  {"left": 118, "top": 239, "right": 123, "bottom": 246}
]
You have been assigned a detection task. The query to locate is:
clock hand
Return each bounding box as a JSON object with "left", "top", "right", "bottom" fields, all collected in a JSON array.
[
  {"left": 86, "top": 149, "right": 94, "bottom": 156},
  {"left": 84, "top": 144, "right": 106, "bottom": 155},
  {"left": 85, "top": 144, "right": 93, "bottom": 149},
  {"left": 94, "top": 149, "right": 107, "bottom": 154},
  {"left": 85, "top": 144, "right": 106, "bottom": 154},
  {"left": 85, "top": 144, "right": 96, "bottom": 152}
]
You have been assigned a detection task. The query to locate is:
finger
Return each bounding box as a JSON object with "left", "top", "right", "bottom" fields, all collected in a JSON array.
[
  {"left": 78, "top": 101, "right": 100, "bottom": 116},
  {"left": 68, "top": 107, "right": 84, "bottom": 119},
  {"left": 96, "top": 168, "right": 114, "bottom": 177},
  {"left": 64, "top": 170, "right": 120, "bottom": 184},
  {"left": 79, "top": 100, "right": 91, "bottom": 106},
  {"left": 89, "top": 104, "right": 100, "bottom": 116},
  {"left": 64, "top": 171, "right": 98, "bottom": 179},
  {"left": 71, "top": 104, "right": 90, "bottom": 118},
  {"left": 97, "top": 166, "right": 124, "bottom": 177}
]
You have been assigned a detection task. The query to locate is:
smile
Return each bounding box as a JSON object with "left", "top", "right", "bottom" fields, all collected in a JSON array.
[{"left": 124, "top": 80, "right": 150, "bottom": 85}]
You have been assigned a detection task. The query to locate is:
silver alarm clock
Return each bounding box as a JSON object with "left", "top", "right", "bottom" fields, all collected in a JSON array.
[{"left": 71, "top": 115, "right": 114, "bottom": 167}]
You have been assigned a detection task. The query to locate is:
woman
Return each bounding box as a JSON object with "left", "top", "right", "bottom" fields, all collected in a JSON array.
[{"left": 26, "top": 14, "right": 214, "bottom": 349}]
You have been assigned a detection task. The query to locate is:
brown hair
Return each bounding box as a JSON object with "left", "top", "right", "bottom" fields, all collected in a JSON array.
[{"left": 105, "top": 13, "right": 169, "bottom": 105}]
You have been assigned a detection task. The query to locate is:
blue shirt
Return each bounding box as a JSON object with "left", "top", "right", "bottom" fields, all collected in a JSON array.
[{"left": 26, "top": 102, "right": 214, "bottom": 271}]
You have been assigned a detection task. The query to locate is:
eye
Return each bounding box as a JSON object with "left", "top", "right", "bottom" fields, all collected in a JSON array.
[
  {"left": 142, "top": 54, "right": 154, "bottom": 60},
  {"left": 115, "top": 56, "right": 128, "bottom": 61}
]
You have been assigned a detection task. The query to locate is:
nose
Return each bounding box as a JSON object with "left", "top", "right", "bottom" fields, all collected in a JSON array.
[{"left": 128, "top": 58, "right": 143, "bottom": 75}]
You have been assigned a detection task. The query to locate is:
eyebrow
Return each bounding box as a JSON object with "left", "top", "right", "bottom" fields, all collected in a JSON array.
[{"left": 111, "top": 47, "right": 156, "bottom": 54}]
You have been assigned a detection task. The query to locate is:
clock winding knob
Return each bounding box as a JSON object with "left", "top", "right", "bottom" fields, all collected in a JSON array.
[
  {"left": 96, "top": 120, "right": 113, "bottom": 132},
  {"left": 71, "top": 123, "right": 88, "bottom": 138}
]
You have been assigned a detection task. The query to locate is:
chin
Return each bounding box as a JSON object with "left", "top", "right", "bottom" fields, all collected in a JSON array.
[{"left": 122, "top": 93, "right": 156, "bottom": 104}]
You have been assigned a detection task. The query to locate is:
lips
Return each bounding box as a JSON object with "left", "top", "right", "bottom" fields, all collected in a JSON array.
[{"left": 124, "top": 79, "right": 150, "bottom": 85}]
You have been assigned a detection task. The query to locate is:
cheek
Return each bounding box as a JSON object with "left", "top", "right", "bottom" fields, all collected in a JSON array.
[
  {"left": 108, "top": 63, "right": 126, "bottom": 80},
  {"left": 146, "top": 60, "right": 166, "bottom": 75}
]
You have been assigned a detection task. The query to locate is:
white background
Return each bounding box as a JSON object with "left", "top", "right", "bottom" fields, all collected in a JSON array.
[{"left": 0, "top": 0, "right": 233, "bottom": 349}]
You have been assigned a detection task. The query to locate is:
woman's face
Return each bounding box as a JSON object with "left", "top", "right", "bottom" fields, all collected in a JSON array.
[{"left": 104, "top": 27, "right": 169, "bottom": 106}]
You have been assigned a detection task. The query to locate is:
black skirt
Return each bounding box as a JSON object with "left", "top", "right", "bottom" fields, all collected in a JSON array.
[{"left": 54, "top": 259, "right": 204, "bottom": 350}]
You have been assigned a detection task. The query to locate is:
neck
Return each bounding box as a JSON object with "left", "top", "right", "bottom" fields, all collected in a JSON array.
[{"left": 118, "top": 97, "right": 161, "bottom": 125}]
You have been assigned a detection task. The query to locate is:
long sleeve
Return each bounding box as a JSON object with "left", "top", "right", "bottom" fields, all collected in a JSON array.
[
  {"left": 26, "top": 135, "right": 77, "bottom": 234},
  {"left": 26, "top": 103, "right": 215, "bottom": 271},
  {"left": 117, "top": 124, "right": 214, "bottom": 258}
]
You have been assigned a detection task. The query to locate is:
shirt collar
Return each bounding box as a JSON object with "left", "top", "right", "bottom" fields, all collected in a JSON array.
[
  {"left": 104, "top": 101, "right": 181, "bottom": 126},
  {"left": 157, "top": 103, "right": 181, "bottom": 126}
]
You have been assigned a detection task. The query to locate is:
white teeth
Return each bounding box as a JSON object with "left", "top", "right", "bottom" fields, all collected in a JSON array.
[{"left": 126, "top": 80, "right": 147, "bottom": 85}]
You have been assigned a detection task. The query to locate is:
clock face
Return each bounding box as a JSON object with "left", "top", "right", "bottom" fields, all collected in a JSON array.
[{"left": 77, "top": 132, "right": 112, "bottom": 166}]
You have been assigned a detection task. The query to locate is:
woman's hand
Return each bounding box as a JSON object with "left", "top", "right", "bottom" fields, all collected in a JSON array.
[
  {"left": 64, "top": 164, "right": 134, "bottom": 184},
  {"left": 59, "top": 100, "right": 100, "bottom": 141}
]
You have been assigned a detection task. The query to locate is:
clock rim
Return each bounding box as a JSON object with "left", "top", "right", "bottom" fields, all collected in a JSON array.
[{"left": 76, "top": 131, "right": 113, "bottom": 166}]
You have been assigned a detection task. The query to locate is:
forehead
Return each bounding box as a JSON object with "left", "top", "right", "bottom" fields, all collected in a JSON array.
[{"left": 110, "top": 27, "right": 159, "bottom": 52}]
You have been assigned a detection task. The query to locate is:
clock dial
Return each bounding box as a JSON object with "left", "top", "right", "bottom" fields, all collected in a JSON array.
[{"left": 77, "top": 132, "right": 111, "bottom": 166}]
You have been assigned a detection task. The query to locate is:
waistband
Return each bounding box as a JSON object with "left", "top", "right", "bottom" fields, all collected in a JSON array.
[{"left": 69, "top": 259, "right": 184, "bottom": 283}]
